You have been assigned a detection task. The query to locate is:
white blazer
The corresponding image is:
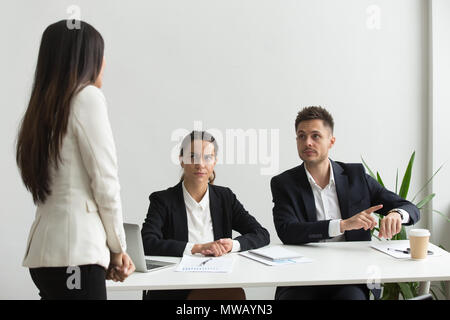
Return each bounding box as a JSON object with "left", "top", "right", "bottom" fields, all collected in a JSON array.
[{"left": 23, "top": 85, "right": 127, "bottom": 270}]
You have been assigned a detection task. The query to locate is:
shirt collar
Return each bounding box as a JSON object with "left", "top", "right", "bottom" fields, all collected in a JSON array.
[
  {"left": 304, "top": 159, "right": 335, "bottom": 189},
  {"left": 182, "top": 181, "right": 209, "bottom": 211}
]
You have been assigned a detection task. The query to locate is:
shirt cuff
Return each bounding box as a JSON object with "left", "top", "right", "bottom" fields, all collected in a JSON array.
[
  {"left": 183, "top": 243, "right": 195, "bottom": 255},
  {"left": 231, "top": 240, "right": 241, "bottom": 252},
  {"left": 395, "top": 208, "right": 410, "bottom": 224},
  {"left": 329, "top": 219, "right": 344, "bottom": 237}
]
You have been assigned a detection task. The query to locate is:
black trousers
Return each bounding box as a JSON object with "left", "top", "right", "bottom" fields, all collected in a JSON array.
[
  {"left": 275, "top": 284, "right": 369, "bottom": 300},
  {"left": 29, "top": 264, "right": 107, "bottom": 300}
]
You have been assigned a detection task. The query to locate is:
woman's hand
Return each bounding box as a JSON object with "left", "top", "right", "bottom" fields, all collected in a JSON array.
[
  {"left": 217, "top": 238, "right": 233, "bottom": 253},
  {"left": 191, "top": 239, "right": 233, "bottom": 257},
  {"left": 106, "top": 251, "right": 122, "bottom": 282},
  {"left": 106, "top": 252, "right": 135, "bottom": 282}
]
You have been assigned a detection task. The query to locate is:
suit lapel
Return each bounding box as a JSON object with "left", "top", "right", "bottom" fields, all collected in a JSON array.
[
  {"left": 332, "top": 160, "right": 350, "bottom": 220},
  {"left": 172, "top": 182, "right": 189, "bottom": 242},
  {"left": 208, "top": 185, "right": 223, "bottom": 240},
  {"left": 296, "top": 164, "right": 317, "bottom": 222}
]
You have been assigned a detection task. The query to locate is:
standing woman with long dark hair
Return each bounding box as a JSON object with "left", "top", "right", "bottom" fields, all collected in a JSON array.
[{"left": 16, "top": 20, "right": 135, "bottom": 300}]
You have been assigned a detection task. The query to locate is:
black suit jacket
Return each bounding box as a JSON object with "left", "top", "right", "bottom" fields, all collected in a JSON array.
[
  {"left": 271, "top": 160, "right": 420, "bottom": 244},
  {"left": 142, "top": 182, "right": 270, "bottom": 256}
]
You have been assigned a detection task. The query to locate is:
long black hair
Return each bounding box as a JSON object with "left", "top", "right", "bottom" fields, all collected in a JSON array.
[{"left": 16, "top": 20, "right": 105, "bottom": 204}]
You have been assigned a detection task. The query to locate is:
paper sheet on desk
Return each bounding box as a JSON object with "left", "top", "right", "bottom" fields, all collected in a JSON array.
[
  {"left": 370, "top": 241, "right": 442, "bottom": 259},
  {"left": 175, "top": 255, "right": 234, "bottom": 273},
  {"left": 249, "top": 245, "right": 303, "bottom": 260},
  {"left": 239, "top": 251, "right": 314, "bottom": 266}
]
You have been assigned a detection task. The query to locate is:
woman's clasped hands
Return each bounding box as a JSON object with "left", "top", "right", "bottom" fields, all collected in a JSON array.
[
  {"left": 106, "top": 252, "right": 135, "bottom": 282},
  {"left": 191, "top": 238, "right": 234, "bottom": 257}
]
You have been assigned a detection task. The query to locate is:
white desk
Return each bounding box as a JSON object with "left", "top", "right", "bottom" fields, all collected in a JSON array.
[{"left": 107, "top": 241, "right": 450, "bottom": 299}]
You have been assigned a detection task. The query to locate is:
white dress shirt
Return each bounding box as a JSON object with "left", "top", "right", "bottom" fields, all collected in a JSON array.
[
  {"left": 304, "top": 160, "right": 410, "bottom": 242},
  {"left": 182, "top": 182, "right": 241, "bottom": 255}
]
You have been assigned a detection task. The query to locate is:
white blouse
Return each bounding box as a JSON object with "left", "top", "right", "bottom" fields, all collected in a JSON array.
[{"left": 182, "top": 182, "right": 240, "bottom": 255}]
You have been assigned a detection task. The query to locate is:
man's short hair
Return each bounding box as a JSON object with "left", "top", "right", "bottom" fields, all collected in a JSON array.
[{"left": 295, "top": 106, "right": 334, "bottom": 133}]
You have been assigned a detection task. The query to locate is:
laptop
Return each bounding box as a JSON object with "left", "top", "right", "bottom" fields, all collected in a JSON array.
[{"left": 123, "top": 223, "right": 175, "bottom": 273}]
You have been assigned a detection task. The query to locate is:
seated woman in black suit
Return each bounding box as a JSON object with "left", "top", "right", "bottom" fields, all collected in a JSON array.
[{"left": 141, "top": 130, "right": 270, "bottom": 300}]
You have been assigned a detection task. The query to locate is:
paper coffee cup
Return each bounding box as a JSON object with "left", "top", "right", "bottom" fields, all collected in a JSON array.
[{"left": 409, "top": 229, "right": 430, "bottom": 260}]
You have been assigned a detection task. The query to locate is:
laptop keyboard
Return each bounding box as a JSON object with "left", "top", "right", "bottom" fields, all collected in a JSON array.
[{"left": 146, "top": 262, "right": 162, "bottom": 270}]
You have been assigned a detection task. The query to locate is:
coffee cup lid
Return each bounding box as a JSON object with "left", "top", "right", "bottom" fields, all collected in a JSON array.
[{"left": 409, "top": 229, "right": 430, "bottom": 237}]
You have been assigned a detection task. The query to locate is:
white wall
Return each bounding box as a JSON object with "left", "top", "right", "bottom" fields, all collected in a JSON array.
[
  {"left": 0, "top": 0, "right": 431, "bottom": 299},
  {"left": 430, "top": 0, "right": 450, "bottom": 251}
]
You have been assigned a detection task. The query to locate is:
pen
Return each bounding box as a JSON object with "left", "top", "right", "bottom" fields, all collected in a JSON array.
[
  {"left": 387, "top": 248, "right": 434, "bottom": 255},
  {"left": 199, "top": 258, "right": 212, "bottom": 266},
  {"left": 387, "top": 248, "right": 409, "bottom": 254},
  {"left": 406, "top": 248, "right": 434, "bottom": 255}
]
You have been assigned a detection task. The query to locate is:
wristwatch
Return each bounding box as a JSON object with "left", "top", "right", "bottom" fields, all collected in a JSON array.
[{"left": 389, "top": 209, "right": 403, "bottom": 221}]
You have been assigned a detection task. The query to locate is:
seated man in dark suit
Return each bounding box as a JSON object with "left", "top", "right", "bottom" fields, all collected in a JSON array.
[{"left": 271, "top": 106, "right": 420, "bottom": 300}]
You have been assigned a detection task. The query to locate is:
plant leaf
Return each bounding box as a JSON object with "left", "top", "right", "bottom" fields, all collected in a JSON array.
[
  {"left": 376, "top": 172, "right": 385, "bottom": 187},
  {"left": 395, "top": 169, "right": 399, "bottom": 194},
  {"left": 409, "top": 282, "right": 419, "bottom": 297},
  {"left": 416, "top": 193, "right": 435, "bottom": 209},
  {"left": 429, "top": 288, "right": 440, "bottom": 300},
  {"left": 400, "top": 226, "right": 407, "bottom": 240},
  {"left": 440, "top": 281, "right": 447, "bottom": 297},
  {"left": 398, "top": 282, "right": 415, "bottom": 299},
  {"left": 361, "top": 156, "right": 376, "bottom": 180},
  {"left": 382, "top": 283, "right": 400, "bottom": 300},
  {"left": 373, "top": 235, "right": 382, "bottom": 241},
  {"left": 399, "top": 151, "right": 415, "bottom": 200},
  {"left": 433, "top": 210, "right": 450, "bottom": 222},
  {"left": 430, "top": 282, "right": 445, "bottom": 299},
  {"left": 411, "top": 163, "right": 445, "bottom": 203},
  {"left": 393, "top": 226, "right": 407, "bottom": 241}
]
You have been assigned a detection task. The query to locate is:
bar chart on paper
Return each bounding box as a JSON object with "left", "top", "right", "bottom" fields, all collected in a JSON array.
[{"left": 175, "top": 255, "right": 234, "bottom": 273}]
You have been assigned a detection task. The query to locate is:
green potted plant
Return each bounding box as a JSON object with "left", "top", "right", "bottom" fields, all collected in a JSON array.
[{"left": 362, "top": 151, "right": 449, "bottom": 299}]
